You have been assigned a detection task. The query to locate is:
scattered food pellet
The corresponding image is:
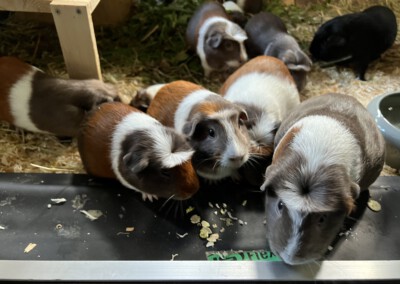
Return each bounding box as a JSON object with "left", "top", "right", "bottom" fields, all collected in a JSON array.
[
  {"left": 215, "top": 203, "right": 220, "bottom": 209},
  {"left": 368, "top": 199, "right": 382, "bottom": 212},
  {"left": 214, "top": 211, "right": 218, "bottom": 215},
  {"left": 176, "top": 232, "right": 188, "bottom": 239},
  {"left": 0, "top": 225, "right": 5, "bottom": 230},
  {"left": 328, "top": 246, "right": 334, "bottom": 251},
  {"left": 51, "top": 198, "right": 67, "bottom": 204},
  {"left": 199, "top": 227, "right": 211, "bottom": 239},
  {"left": 201, "top": 220, "right": 210, "bottom": 228},
  {"left": 238, "top": 219, "right": 244, "bottom": 225},
  {"left": 170, "top": 254, "right": 178, "bottom": 261},
  {"left": 47, "top": 204, "right": 52, "bottom": 209},
  {"left": 80, "top": 210, "right": 103, "bottom": 221},
  {"left": 207, "top": 233, "right": 219, "bottom": 243},
  {"left": 190, "top": 214, "right": 201, "bottom": 224},
  {"left": 24, "top": 243, "right": 37, "bottom": 253},
  {"left": 212, "top": 224, "right": 218, "bottom": 229},
  {"left": 220, "top": 227, "right": 225, "bottom": 233},
  {"left": 126, "top": 227, "right": 135, "bottom": 232},
  {"left": 227, "top": 212, "right": 238, "bottom": 220},
  {"left": 186, "top": 206, "right": 195, "bottom": 214},
  {"left": 242, "top": 200, "right": 247, "bottom": 207},
  {"left": 222, "top": 203, "right": 227, "bottom": 208},
  {"left": 206, "top": 241, "right": 214, "bottom": 248},
  {"left": 208, "top": 202, "right": 214, "bottom": 208},
  {"left": 55, "top": 224, "right": 63, "bottom": 230}
]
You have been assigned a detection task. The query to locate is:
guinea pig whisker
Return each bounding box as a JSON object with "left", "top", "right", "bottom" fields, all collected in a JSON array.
[{"left": 159, "top": 194, "right": 176, "bottom": 211}]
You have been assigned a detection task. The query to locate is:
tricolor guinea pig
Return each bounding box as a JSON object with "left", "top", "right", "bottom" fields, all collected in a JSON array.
[
  {"left": 77, "top": 102, "right": 199, "bottom": 201},
  {"left": 309, "top": 5, "right": 397, "bottom": 80},
  {"left": 0, "top": 56, "right": 119, "bottom": 137},
  {"left": 220, "top": 55, "right": 300, "bottom": 186},
  {"left": 146, "top": 80, "right": 251, "bottom": 181},
  {"left": 260, "top": 93, "right": 385, "bottom": 265},
  {"left": 218, "top": 0, "right": 263, "bottom": 14},
  {"left": 186, "top": 2, "right": 248, "bottom": 77},
  {"left": 245, "top": 12, "right": 312, "bottom": 91}
]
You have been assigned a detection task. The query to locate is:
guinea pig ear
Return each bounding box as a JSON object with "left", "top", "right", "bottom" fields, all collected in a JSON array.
[
  {"left": 123, "top": 152, "right": 149, "bottom": 174},
  {"left": 264, "top": 42, "right": 279, "bottom": 57},
  {"left": 207, "top": 32, "right": 223, "bottom": 49},
  {"left": 260, "top": 165, "right": 275, "bottom": 192},
  {"left": 182, "top": 114, "right": 202, "bottom": 137},
  {"left": 288, "top": 50, "right": 313, "bottom": 72}
]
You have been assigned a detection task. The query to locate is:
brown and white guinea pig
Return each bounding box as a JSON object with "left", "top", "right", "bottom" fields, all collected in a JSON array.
[
  {"left": 244, "top": 12, "right": 312, "bottom": 91},
  {"left": 0, "top": 56, "right": 119, "bottom": 137},
  {"left": 260, "top": 93, "right": 385, "bottom": 265},
  {"left": 77, "top": 102, "right": 199, "bottom": 202},
  {"left": 309, "top": 5, "right": 397, "bottom": 81},
  {"left": 186, "top": 2, "right": 248, "bottom": 77},
  {"left": 146, "top": 80, "right": 251, "bottom": 181},
  {"left": 220, "top": 55, "right": 300, "bottom": 186}
]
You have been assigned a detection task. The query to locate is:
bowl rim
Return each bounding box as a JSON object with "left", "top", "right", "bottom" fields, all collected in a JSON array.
[{"left": 367, "top": 91, "right": 400, "bottom": 147}]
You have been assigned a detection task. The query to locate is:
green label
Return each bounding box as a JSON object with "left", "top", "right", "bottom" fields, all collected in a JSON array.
[{"left": 206, "top": 250, "right": 281, "bottom": 261}]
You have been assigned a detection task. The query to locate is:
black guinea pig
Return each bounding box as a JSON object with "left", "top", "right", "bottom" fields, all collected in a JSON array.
[{"left": 309, "top": 5, "right": 397, "bottom": 80}]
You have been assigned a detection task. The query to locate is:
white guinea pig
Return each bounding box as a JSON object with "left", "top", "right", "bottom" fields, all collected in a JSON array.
[
  {"left": 245, "top": 12, "right": 312, "bottom": 91},
  {"left": 77, "top": 102, "right": 200, "bottom": 201},
  {"left": 0, "top": 56, "right": 119, "bottom": 137},
  {"left": 260, "top": 93, "right": 385, "bottom": 265},
  {"left": 220, "top": 55, "right": 300, "bottom": 186},
  {"left": 186, "top": 2, "right": 248, "bottom": 77},
  {"left": 146, "top": 80, "right": 251, "bottom": 181}
]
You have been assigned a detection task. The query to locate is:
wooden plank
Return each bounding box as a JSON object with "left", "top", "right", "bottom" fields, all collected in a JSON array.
[
  {"left": 50, "top": 0, "right": 101, "bottom": 79},
  {"left": 0, "top": 0, "right": 52, "bottom": 13}
]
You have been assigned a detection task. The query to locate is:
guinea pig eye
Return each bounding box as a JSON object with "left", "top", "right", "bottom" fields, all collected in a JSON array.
[
  {"left": 223, "top": 40, "right": 234, "bottom": 51},
  {"left": 277, "top": 200, "right": 284, "bottom": 211},
  {"left": 160, "top": 169, "right": 171, "bottom": 179},
  {"left": 318, "top": 213, "right": 327, "bottom": 225},
  {"left": 238, "top": 112, "right": 248, "bottom": 126},
  {"left": 208, "top": 128, "right": 215, "bottom": 138}
]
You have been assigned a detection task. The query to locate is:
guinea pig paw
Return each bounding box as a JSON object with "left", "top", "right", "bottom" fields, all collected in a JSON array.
[{"left": 141, "top": 193, "right": 159, "bottom": 202}]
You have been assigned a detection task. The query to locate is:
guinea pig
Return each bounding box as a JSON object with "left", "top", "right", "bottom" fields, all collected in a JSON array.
[
  {"left": 220, "top": 55, "right": 300, "bottom": 186},
  {"left": 218, "top": 0, "right": 263, "bottom": 14},
  {"left": 186, "top": 2, "right": 248, "bottom": 77},
  {"left": 77, "top": 102, "right": 199, "bottom": 202},
  {"left": 260, "top": 93, "right": 385, "bottom": 265},
  {"left": 0, "top": 56, "right": 119, "bottom": 137},
  {"left": 146, "top": 80, "right": 251, "bottom": 181},
  {"left": 245, "top": 12, "right": 312, "bottom": 91},
  {"left": 221, "top": 1, "right": 248, "bottom": 28},
  {"left": 309, "top": 5, "right": 397, "bottom": 81},
  {"left": 129, "top": 83, "right": 166, "bottom": 112}
]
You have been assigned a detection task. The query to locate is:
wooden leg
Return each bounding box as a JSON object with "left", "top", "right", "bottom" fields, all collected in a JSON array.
[{"left": 50, "top": 0, "right": 101, "bottom": 80}]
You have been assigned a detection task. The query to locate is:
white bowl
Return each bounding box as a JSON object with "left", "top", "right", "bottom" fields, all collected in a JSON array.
[{"left": 367, "top": 92, "right": 400, "bottom": 170}]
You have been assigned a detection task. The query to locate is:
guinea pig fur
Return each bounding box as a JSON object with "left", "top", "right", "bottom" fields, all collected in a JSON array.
[
  {"left": 260, "top": 93, "right": 385, "bottom": 265},
  {"left": 77, "top": 102, "right": 199, "bottom": 202},
  {"left": 186, "top": 2, "right": 248, "bottom": 77},
  {"left": 220, "top": 55, "right": 300, "bottom": 186},
  {"left": 309, "top": 5, "right": 397, "bottom": 81},
  {"left": 0, "top": 56, "right": 119, "bottom": 137},
  {"left": 129, "top": 83, "right": 166, "bottom": 112},
  {"left": 146, "top": 80, "right": 251, "bottom": 181},
  {"left": 245, "top": 12, "right": 312, "bottom": 91}
]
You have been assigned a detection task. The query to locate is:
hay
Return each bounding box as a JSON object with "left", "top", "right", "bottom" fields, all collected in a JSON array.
[{"left": 0, "top": 0, "right": 399, "bottom": 175}]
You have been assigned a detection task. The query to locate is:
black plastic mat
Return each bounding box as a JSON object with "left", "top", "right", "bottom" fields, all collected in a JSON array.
[{"left": 0, "top": 174, "right": 399, "bottom": 261}]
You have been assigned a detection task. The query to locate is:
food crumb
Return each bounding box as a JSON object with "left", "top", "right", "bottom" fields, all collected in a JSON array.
[
  {"left": 170, "top": 253, "right": 178, "bottom": 261},
  {"left": 186, "top": 206, "right": 195, "bottom": 214},
  {"left": 328, "top": 246, "right": 334, "bottom": 251},
  {"left": 47, "top": 204, "right": 52, "bottom": 209},
  {"left": 51, "top": 198, "right": 67, "bottom": 204},
  {"left": 212, "top": 224, "right": 218, "bottom": 229},
  {"left": 24, "top": 243, "right": 37, "bottom": 253},
  {"left": 367, "top": 199, "right": 382, "bottom": 212},
  {"left": 208, "top": 202, "right": 214, "bottom": 208},
  {"left": 201, "top": 220, "right": 210, "bottom": 228},
  {"left": 242, "top": 200, "right": 247, "bottom": 206},
  {"left": 0, "top": 225, "right": 5, "bottom": 230},
  {"left": 80, "top": 210, "right": 103, "bottom": 221},
  {"left": 176, "top": 232, "right": 188, "bottom": 239},
  {"left": 126, "top": 227, "right": 134, "bottom": 232},
  {"left": 206, "top": 241, "right": 214, "bottom": 248},
  {"left": 190, "top": 214, "right": 201, "bottom": 224}
]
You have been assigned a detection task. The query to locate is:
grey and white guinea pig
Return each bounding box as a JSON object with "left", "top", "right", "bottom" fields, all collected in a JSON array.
[
  {"left": 220, "top": 55, "right": 300, "bottom": 186},
  {"left": 186, "top": 2, "right": 248, "bottom": 77},
  {"left": 245, "top": 12, "right": 312, "bottom": 91},
  {"left": 146, "top": 80, "right": 251, "bottom": 181},
  {"left": 309, "top": 5, "right": 397, "bottom": 81},
  {"left": 0, "top": 56, "right": 119, "bottom": 137},
  {"left": 260, "top": 93, "right": 385, "bottom": 265},
  {"left": 77, "top": 102, "right": 200, "bottom": 202}
]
